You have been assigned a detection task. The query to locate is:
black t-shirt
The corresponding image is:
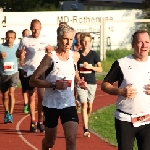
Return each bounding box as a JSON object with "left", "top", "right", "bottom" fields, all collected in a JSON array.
[
  {"left": 77, "top": 50, "right": 100, "bottom": 84},
  {"left": 103, "top": 60, "right": 123, "bottom": 87}
]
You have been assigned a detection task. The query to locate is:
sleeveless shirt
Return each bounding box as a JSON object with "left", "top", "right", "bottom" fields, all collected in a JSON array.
[{"left": 42, "top": 50, "right": 76, "bottom": 109}]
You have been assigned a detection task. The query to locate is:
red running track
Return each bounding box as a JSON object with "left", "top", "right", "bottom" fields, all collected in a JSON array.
[{"left": 0, "top": 81, "right": 118, "bottom": 150}]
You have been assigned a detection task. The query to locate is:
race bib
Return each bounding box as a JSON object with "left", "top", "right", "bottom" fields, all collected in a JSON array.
[
  {"left": 131, "top": 114, "right": 150, "bottom": 127},
  {"left": 56, "top": 75, "right": 72, "bottom": 87},
  {"left": 3, "top": 62, "right": 14, "bottom": 71}
]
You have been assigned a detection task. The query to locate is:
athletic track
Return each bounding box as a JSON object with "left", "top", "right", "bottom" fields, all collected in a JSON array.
[{"left": 0, "top": 81, "right": 118, "bottom": 150}]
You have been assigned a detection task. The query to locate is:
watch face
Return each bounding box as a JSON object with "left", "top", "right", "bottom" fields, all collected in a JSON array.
[
  {"left": 51, "top": 82, "right": 56, "bottom": 90},
  {"left": 52, "top": 82, "right": 56, "bottom": 86}
]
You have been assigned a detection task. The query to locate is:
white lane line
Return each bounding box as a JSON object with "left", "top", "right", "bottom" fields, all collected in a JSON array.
[
  {"left": 16, "top": 114, "right": 38, "bottom": 150},
  {"left": 16, "top": 93, "right": 108, "bottom": 149}
]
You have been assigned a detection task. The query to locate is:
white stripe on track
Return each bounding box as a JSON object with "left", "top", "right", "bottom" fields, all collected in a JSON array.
[{"left": 16, "top": 114, "right": 38, "bottom": 150}]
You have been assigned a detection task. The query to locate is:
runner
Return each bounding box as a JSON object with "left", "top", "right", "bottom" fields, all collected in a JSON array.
[
  {"left": 72, "top": 32, "right": 82, "bottom": 51},
  {"left": 18, "top": 29, "right": 30, "bottom": 114},
  {"left": 29, "top": 24, "right": 87, "bottom": 150},
  {"left": 0, "top": 30, "right": 18, "bottom": 124},
  {"left": 22, "top": 29, "right": 30, "bottom": 37},
  {"left": 16, "top": 19, "right": 53, "bottom": 132},
  {"left": 101, "top": 30, "right": 150, "bottom": 150},
  {"left": 77, "top": 32, "right": 102, "bottom": 137}
]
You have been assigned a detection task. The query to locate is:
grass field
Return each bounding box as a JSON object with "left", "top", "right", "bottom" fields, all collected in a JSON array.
[{"left": 89, "top": 105, "right": 138, "bottom": 150}]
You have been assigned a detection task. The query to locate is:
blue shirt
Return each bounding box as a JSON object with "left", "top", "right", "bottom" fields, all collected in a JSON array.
[{"left": 0, "top": 43, "right": 18, "bottom": 75}]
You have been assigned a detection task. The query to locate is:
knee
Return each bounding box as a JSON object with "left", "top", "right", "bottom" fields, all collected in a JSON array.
[
  {"left": 8, "top": 92, "right": 14, "bottom": 97},
  {"left": 87, "top": 106, "right": 92, "bottom": 110},
  {"left": 81, "top": 103, "right": 87, "bottom": 109}
]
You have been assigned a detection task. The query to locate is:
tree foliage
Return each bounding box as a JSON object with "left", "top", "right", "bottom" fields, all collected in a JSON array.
[
  {"left": 0, "top": 0, "right": 63, "bottom": 11},
  {"left": 142, "top": 0, "right": 150, "bottom": 11}
]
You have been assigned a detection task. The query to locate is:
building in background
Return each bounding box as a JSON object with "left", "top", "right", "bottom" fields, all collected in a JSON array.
[
  {"left": 60, "top": 0, "right": 143, "bottom": 11},
  {"left": 59, "top": 1, "right": 83, "bottom": 11}
]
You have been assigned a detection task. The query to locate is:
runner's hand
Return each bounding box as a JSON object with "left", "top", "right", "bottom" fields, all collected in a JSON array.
[
  {"left": 45, "top": 45, "right": 54, "bottom": 54},
  {"left": 83, "top": 62, "right": 93, "bottom": 70},
  {"left": 77, "top": 77, "right": 87, "bottom": 90},
  {"left": 119, "top": 84, "right": 138, "bottom": 99},
  {"left": 20, "top": 46, "right": 26, "bottom": 57},
  {"left": 56, "top": 77, "right": 68, "bottom": 90},
  {"left": 0, "top": 52, "right": 6, "bottom": 59},
  {"left": 20, "top": 46, "right": 26, "bottom": 66},
  {"left": 144, "top": 84, "right": 150, "bottom": 95}
]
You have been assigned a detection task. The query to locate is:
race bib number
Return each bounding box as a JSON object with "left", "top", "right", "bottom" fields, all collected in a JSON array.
[
  {"left": 3, "top": 62, "right": 14, "bottom": 71},
  {"left": 131, "top": 114, "right": 150, "bottom": 127}
]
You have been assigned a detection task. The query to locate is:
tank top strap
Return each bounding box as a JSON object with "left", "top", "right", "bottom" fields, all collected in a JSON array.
[
  {"left": 69, "top": 50, "right": 74, "bottom": 59},
  {"left": 51, "top": 50, "right": 58, "bottom": 61}
]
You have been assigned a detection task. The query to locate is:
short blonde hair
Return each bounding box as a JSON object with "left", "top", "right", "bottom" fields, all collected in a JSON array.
[{"left": 80, "top": 32, "right": 92, "bottom": 42}]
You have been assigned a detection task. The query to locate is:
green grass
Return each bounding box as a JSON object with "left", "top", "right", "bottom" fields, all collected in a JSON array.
[
  {"left": 17, "top": 81, "right": 21, "bottom": 88},
  {"left": 99, "top": 50, "right": 133, "bottom": 72},
  {"left": 89, "top": 104, "right": 138, "bottom": 150},
  {"left": 96, "top": 75, "right": 106, "bottom": 80}
]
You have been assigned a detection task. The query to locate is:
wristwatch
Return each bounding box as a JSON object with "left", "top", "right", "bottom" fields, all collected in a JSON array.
[{"left": 50, "top": 82, "right": 56, "bottom": 90}]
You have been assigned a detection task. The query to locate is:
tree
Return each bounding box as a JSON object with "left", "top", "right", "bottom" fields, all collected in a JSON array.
[
  {"left": 0, "top": 0, "right": 73, "bottom": 11},
  {"left": 0, "top": 0, "right": 60, "bottom": 11},
  {"left": 142, "top": 0, "right": 150, "bottom": 11},
  {"left": 141, "top": 0, "right": 150, "bottom": 33}
]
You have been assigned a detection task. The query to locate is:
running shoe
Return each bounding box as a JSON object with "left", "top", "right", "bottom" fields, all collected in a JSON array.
[
  {"left": 23, "top": 105, "right": 30, "bottom": 114},
  {"left": 4, "top": 112, "right": 9, "bottom": 124},
  {"left": 83, "top": 128, "right": 90, "bottom": 137},
  {"left": 30, "top": 122, "right": 37, "bottom": 132},
  {"left": 37, "top": 122, "right": 45, "bottom": 133},
  {"left": 7, "top": 114, "right": 13, "bottom": 123}
]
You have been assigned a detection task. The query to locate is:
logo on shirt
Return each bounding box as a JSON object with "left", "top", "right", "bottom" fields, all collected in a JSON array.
[{"left": 128, "top": 66, "right": 132, "bottom": 69}]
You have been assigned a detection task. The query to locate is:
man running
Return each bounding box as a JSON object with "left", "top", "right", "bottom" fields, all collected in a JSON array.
[
  {"left": 16, "top": 19, "right": 53, "bottom": 132},
  {"left": 0, "top": 30, "right": 18, "bottom": 124},
  {"left": 101, "top": 30, "right": 150, "bottom": 150},
  {"left": 29, "top": 25, "right": 87, "bottom": 150}
]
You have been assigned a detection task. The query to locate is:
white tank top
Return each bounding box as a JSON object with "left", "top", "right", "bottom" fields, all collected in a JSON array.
[{"left": 42, "top": 50, "right": 76, "bottom": 109}]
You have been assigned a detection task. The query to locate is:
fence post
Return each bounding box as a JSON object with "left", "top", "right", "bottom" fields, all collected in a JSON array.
[{"left": 100, "top": 17, "right": 106, "bottom": 61}]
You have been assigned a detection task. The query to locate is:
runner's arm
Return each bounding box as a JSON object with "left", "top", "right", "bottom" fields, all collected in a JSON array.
[
  {"left": 91, "top": 62, "right": 103, "bottom": 72},
  {"left": 101, "top": 60, "right": 123, "bottom": 95},
  {"left": 73, "top": 51, "right": 81, "bottom": 83},
  {"left": 29, "top": 54, "right": 53, "bottom": 88}
]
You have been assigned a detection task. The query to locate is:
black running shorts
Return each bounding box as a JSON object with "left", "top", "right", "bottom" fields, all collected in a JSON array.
[{"left": 43, "top": 106, "right": 79, "bottom": 128}]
